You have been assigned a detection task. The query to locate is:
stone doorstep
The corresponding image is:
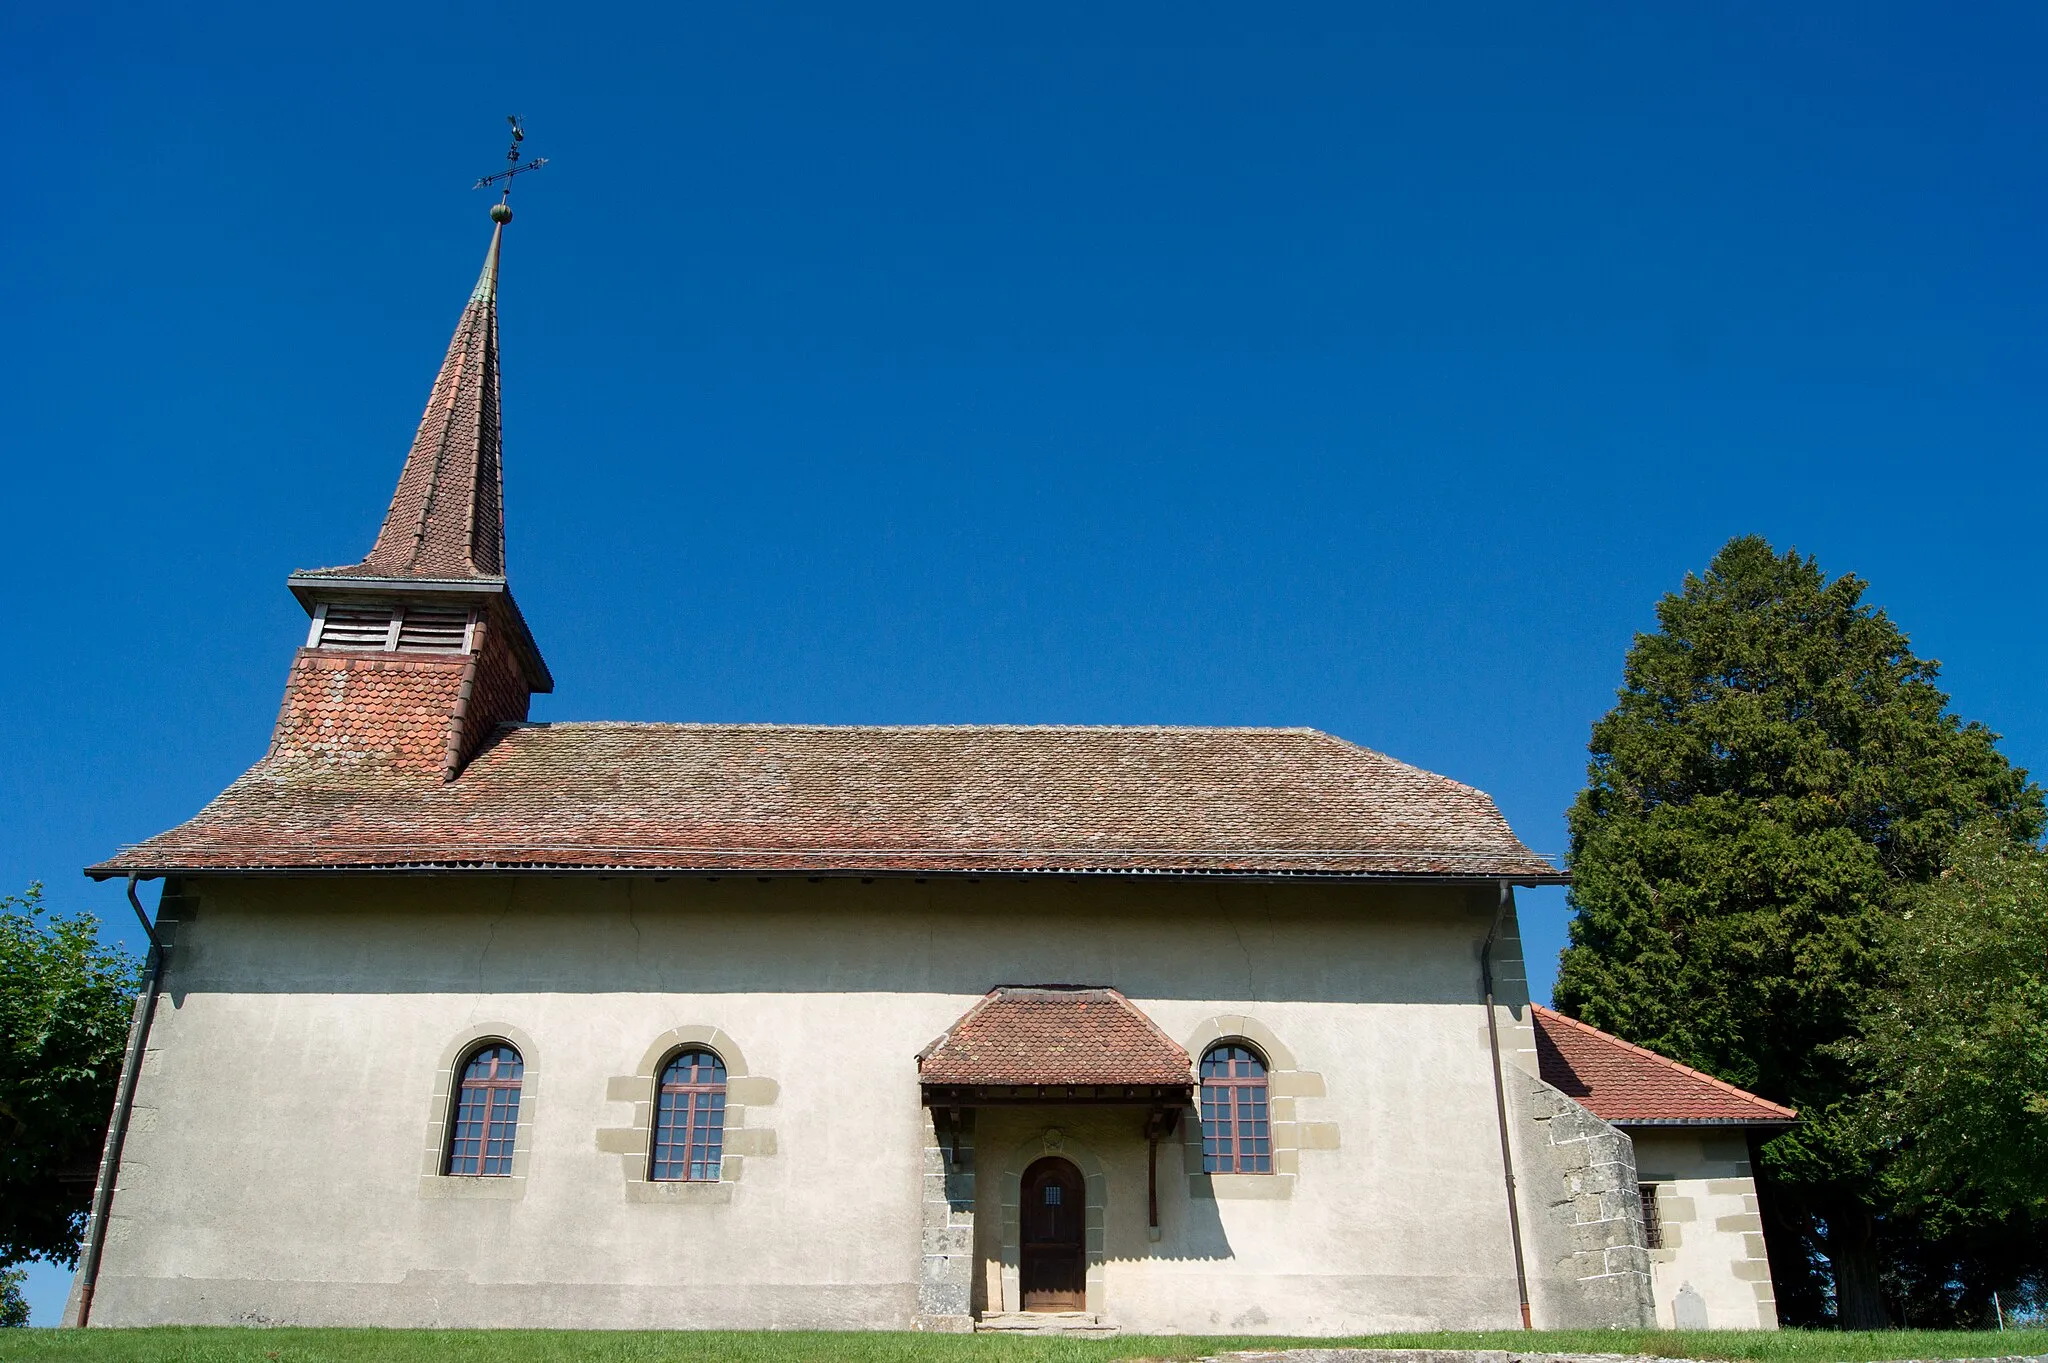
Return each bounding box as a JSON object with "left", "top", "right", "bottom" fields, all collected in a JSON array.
[
  {"left": 975, "top": 1310, "right": 1120, "bottom": 1336},
  {"left": 1196, "top": 1355, "right": 2048, "bottom": 1363}
]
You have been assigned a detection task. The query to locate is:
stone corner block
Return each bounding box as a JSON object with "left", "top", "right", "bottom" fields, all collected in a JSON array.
[
  {"left": 728, "top": 1076, "right": 780, "bottom": 1106},
  {"left": 605, "top": 1075, "right": 653, "bottom": 1103},
  {"left": 725, "top": 1127, "right": 777, "bottom": 1157},
  {"left": 594, "top": 1126, "right": 647, "bottom": 1155},
  {"left": 1300, "top": 1121, "right": 1341, "bottom": 1150}
]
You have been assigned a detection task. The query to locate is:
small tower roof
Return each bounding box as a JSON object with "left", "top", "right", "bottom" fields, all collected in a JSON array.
[
  {"left": 289, "top": 209, "right": 552, "bottom": 694},
  {"left": 309, "top": 221, "right": 509, "bottom": 582}
]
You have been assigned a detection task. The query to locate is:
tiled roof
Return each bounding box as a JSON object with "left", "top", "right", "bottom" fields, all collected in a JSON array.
[
  {"left": 1532, "top": 1005, "right": 1797, "bottom": 1127},
  {"left": 918, "top": 987, "right": 1193, "bottom": 1086},
  {"left": 301, "top": 221, "right": 506, "bottom": 583},
  {"left": 89, "top": 724, "right": 1566, "bottom": 879}
]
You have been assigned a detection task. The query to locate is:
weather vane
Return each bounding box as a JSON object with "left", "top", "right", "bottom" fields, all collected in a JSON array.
[{"left": 473, "top": 115, "right": 547, "bottom": 220}]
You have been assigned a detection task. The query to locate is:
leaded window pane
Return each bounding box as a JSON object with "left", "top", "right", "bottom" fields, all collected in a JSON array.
[
  {"left": 446, "top": 1044, "right": 523, "bottom": 1177},
  {"left": 651, "top": 1047, "right": 728, "bottom": 1183},
  {"left": 1198, "top": 1041, "right": 1274, "bottom": 1175}
]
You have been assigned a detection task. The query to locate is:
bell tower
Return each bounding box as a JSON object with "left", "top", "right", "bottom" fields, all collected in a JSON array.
[{"left": 271, "top": 156, "right": 553, "bottom": 781}]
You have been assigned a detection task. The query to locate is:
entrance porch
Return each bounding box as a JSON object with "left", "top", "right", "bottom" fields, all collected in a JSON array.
[{"left": 914, "top": 987, "right": 1196, "bottom": 1332}]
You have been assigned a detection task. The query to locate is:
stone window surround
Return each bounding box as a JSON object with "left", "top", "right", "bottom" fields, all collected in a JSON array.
[
  {"left": 995, "top": 1128, "right": 1108, "bottom": 1316},
  {"left": 419, "top": 1023, "right": 540, "bottom": 1201},
  {"left": 1181, "top": 1014, "right": 1339, "bottom": 1201},
  {"left": 597, "top": 1024, "right": 780, "bottom": 1205},
  {"left": 1633, "top": 1162, "right": 1779, "bottom": 1319}
]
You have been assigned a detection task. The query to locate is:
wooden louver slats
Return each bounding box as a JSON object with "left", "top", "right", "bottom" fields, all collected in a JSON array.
[
  {"left": 397, "top": 606, "right": 470, "bottom": 652},
  {"left": 312, "top": 602, "right": 472, "bottom": 653},
  {"left": 317, "top": 604, "right": 398, "bottom": 650}
]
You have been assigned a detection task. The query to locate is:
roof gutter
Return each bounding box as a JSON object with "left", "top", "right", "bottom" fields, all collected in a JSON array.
[
  {"left": 1482, "top": 879, "right": 1533, "bottom": 1330},
  {"left": 68, "top": 875, "right": 167, "bottom": 1327},
  {"left": 88, "top": 865, "right": 1570, "bottom": 886}
]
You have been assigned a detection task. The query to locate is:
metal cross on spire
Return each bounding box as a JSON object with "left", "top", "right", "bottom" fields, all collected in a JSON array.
[{"left": 473, "top": 115, "right": 547, "bottom": 219}]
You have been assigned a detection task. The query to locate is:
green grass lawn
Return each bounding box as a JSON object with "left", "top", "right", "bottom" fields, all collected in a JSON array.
[{"left": 1, "top": 1328, "right": 2043, "bottom": 1363}]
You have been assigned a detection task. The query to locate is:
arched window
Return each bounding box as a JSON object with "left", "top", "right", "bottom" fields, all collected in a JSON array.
[
  {"left": 651, "top": 1048, "right": 727, "bottom": 1182},
  {"left": 1199, "top": 1042, "right": 1271, "bottom": 1173},
  {"left": 446, "top": 1043, "right": 523, "bottom": 1176}
]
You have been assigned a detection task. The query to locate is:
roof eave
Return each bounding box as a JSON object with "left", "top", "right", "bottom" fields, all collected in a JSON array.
[
  {"left": 1614, "top": 1116, "right": 1799, "bottom": 1131},
  {"left": 87, "top": 862, "right": 1568, "bottom": 884},
  {"left": 920, "top": 1083, "right": 1193, "bottom": 1106}
]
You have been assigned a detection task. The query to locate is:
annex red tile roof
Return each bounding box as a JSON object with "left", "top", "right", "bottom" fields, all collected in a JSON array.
[
  {"left": 918, "top": 987, "right": 1193, "bottom": 1087},
  {"left": 1532, "top": 1005, "right": 1797, "bottom": 1127},
  {"left": 89, "top": 724, "right": 1566, "bottom": 880}
]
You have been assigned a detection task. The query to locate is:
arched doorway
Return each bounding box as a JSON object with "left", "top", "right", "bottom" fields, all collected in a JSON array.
[{"left": 1020, "top": 1155, "right": 1087, "bottom": 1311}]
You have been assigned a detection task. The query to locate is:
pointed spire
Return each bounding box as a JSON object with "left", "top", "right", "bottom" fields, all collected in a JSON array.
[{"left": 350, "top": 214, "right": 509, "bottom": 580}]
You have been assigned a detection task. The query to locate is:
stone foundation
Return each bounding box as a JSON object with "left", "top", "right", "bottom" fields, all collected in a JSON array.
[{"left": 917, "top": 1106, "right": 975, "bottom": 1330}]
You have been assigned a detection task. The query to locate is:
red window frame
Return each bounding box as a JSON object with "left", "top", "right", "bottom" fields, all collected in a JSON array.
[
  {"left": 1200, "top": 1043, "right": 1271, "bottom": 1173},
  {"left": 446, "top": 1044, "right": 523, "bottom": 1177},
  {"left": 651, "top": 1048, "right": 728, "bottom": 1182}
]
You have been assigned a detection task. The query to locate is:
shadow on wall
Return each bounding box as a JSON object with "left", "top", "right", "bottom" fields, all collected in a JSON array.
[
  {"left": 160, "top": 875, "right": 1511, "bottom": 1007},
  {"left": 980, "top": 1107, "right": 1237, "bottom": 1280}
]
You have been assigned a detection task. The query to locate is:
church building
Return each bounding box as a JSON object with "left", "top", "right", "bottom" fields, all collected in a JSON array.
[{"left": 69, "top": 200, "right": 1795, "bottom": 1336}]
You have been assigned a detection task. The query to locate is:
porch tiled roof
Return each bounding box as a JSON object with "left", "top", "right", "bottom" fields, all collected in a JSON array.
[
  {"left": 90, "top": 724, "right": 1564, "bottom": 880},
  {"left": 918, "top": 987, "right": 1193, "bottom": 1087},
  {"left": 1532, "top": 1005, "right": 1797, "bottom": 1127}
]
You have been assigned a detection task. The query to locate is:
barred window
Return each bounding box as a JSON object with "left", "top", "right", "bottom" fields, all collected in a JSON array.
[
  {"left": 651, "top": 1048, "right": 727, "bottom": 1182},
  {"left": 446, "top": 1044, "right": 523, "bottom": 1177},
  {"left": 1640, "top": 1183, "right": 1664, "bottom": 1249},
  {"left": 1200, "top": 1042, "right": 1271, "bottom": 1173}
]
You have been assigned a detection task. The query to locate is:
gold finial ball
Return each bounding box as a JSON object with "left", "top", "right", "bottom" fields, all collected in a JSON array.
[{"left": 490, "top": 203, "right": 514, "bottom": 224}]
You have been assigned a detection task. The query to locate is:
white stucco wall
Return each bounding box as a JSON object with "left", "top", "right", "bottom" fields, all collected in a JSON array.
[
  {"left": 82, "top": 874, "right": 1569, "bottom": 1333},
  {"left": 1630, "top": 1128, "right": 1779, "bottom": 1329}
]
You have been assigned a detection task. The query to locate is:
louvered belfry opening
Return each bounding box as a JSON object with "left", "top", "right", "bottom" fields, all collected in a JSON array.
[
  {"left": 307, "top": 600, "right": 474, "bottom": 654},
  {"left": 260, "top": 214, "right": 551, "bottom": 783},
  {"left": 397, "top": 605, "right": 471, "bottom": 651},
  {"left": 312, "top": 603, "right": 398, "bottom": 650}
]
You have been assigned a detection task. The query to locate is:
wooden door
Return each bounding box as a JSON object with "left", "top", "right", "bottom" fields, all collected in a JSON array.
[{"left": 1020, "top": 1156, "right": 1087, "bottom": 1311}]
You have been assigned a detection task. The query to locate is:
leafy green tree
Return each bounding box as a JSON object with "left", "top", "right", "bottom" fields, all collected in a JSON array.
[
  {"left": 1554, "top": 536, "right": 2044, "bottom": 1326},
  {"left": 1860, "top": 826, "right": 2048, "bottom": 1221},
  {"left": 0, "top": 884, "right": 138, "bottom": 1269},
  {"left": 0, "top": 1266, "right": 28, "bottom": 1328}
]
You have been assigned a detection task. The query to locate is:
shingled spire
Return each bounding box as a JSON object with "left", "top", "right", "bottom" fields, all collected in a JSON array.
[
  {"left": 278, "top": 198, "right": 552, "bottom": 781},
  {"left": 356, "top": 221, "right": 507, "bottom": 580}
]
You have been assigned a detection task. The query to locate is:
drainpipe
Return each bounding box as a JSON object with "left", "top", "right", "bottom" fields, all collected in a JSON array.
[
  {"left": 1482, "top": 879, "right": 1533, "bottom": 1329},
  {"left": 71, "top": 874, "right": 166, "bottom": 1327}
]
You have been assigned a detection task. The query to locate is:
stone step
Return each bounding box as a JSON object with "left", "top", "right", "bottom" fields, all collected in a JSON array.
[{"left": 974, "top": 1310, "right": 1120, "bottom": 1336}]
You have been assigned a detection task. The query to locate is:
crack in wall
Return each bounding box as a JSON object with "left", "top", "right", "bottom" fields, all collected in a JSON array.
[
  {"left": 471, "top": 882, "right": 514, "bottom": 1009},
  {"left": 1219, "top": 887, "right": 1259, "bottom": 1001}
]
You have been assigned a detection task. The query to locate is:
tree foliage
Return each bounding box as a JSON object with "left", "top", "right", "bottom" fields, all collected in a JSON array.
[
  {"left": 1554, "top": 536, "right": 2045, "bottom": 1325},
  {"left": 1857, "top": 826, "right": 2048, "bottom": 1222},
  {"left": 0, "top": 884, "right": 138, "bottom": 1268},
  {"left": 0, "top": 1266, "right": 26, "bottom": 1328}
]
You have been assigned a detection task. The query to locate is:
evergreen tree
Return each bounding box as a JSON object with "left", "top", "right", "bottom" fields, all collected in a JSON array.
[{"left": 1554, "top": 536, "right": 2044, "bottom": 1326}]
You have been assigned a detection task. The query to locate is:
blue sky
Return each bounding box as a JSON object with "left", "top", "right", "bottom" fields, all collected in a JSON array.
[{"left": 7, "top": 1, "right": 2046, "bottom": 1324}]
